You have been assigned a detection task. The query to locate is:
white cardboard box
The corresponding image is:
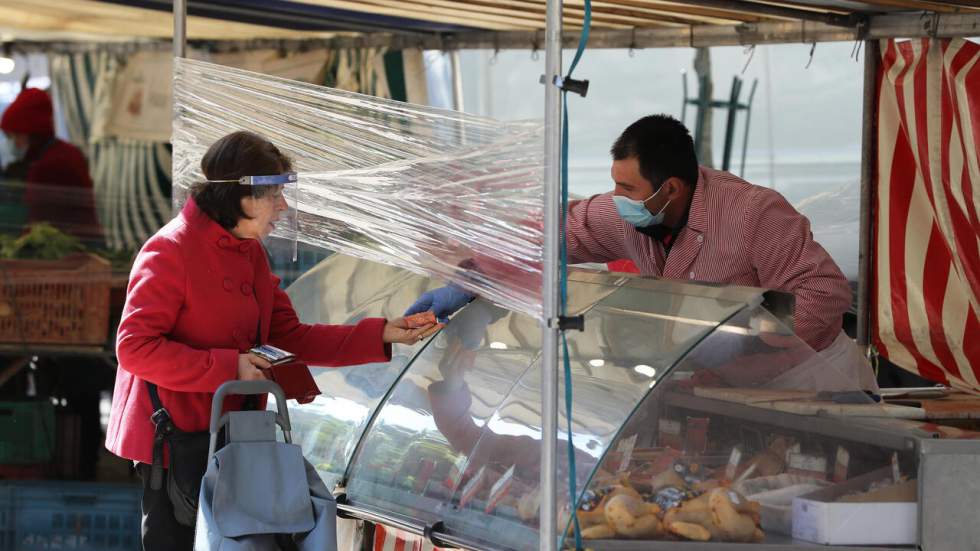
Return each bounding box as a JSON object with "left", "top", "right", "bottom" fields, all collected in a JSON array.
[{"left": 792, "top": 468, "right": 917, "bottom": 545}]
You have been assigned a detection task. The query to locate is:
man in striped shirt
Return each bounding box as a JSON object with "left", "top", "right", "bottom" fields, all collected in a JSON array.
[{"left": 408, "top": 115, "right": 876, "bottom": 390}]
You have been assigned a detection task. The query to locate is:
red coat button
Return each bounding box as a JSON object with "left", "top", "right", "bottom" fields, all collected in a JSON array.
[
  {"left": 241, "top": 283, "right": 253, "bottom": 295},
  {"left": 223, "top": 277, "right": 234, "bottom": 291},
  {"left": 217, "top": 236, "right": 230, "bottom": 248}
]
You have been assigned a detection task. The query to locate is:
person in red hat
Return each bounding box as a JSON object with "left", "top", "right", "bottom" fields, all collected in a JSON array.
[{"left": 1, "top": 87, "right": 103, "bottom": 246}]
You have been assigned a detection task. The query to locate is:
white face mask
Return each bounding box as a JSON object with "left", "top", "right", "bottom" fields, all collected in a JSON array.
[{"left": 3, "top": 138, "right": 25, "bottom": 166}]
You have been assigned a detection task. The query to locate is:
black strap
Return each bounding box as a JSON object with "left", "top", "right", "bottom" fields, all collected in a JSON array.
[{"left": 146, "top": 381, "right": 171, "bottom": 491}]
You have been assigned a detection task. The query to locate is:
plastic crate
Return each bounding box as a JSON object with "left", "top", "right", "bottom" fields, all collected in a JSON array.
[
  {"left": 0, "top": 401, "right": 55, "bottom": 465},
  {"left": 0, "top": 481, "right": 141, "bottom": 551},
  {"left": 0, "top": 485, "right": 11, "bottom": 551},
  {"left": 0, "top": 253, "right": 110, "bottom": 345}
]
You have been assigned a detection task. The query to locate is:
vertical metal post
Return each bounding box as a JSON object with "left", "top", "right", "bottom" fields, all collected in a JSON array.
[
  {"left": 450, "top": 50, "right": 465, "bottom": 112},
  {"left": 857, "top": 40, "right": 880, "bottom": 351},
  {"left": 174, "top": 0, "right": 187, "bottom": 58},
  {"left": 172, "top": 0, "right": 187, "bottom": 217},
  {"left": 739, "top": 79, "right": 758, "bottom": 178},
  {"left": 541, "top": 0, "right": 562, "bottom": 550},
  {"left": 721, "top": 76, "right": 742, "bottom": 172}
]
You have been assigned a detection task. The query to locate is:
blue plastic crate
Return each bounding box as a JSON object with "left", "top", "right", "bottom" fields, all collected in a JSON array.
[{"left": 0, "top": 481, "right": 141, "bottom": 551}]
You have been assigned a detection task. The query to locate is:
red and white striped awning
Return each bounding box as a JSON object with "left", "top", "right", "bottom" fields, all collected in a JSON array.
[
  {"left": 373, "top": 525, "right": 462, "bottom": 551},
  {"left": 874, "top": 37, "right": 980, "bottom": 393}
]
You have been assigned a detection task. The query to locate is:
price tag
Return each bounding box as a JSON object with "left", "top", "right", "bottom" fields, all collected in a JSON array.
[
  {"left": 786, "top": 442, "right": 801, "bottom": 464},
  {"left": 832, "top": 446, "right": 850, "bottom": 483},
  {"left": 684, "top": 417, "right": 710, "bottom": 454},
  {"left": 725, "top": 447, "right": 742, "bottom": 481},
  {"left": 788, "top": 453, "right": 828, "bottom": 480},
  {"left": 617, "top": 434, "right": 638, "bottom": 473},
  {"left": 485, "top": 465, "right": 516, "bottom": 513},
  {"left": 659, "top": 418, "right": 683, "bottom": 449},
  {"left": 459, "top": 466, "right": 486, "bottom": 509},
  {"left": 443, "top": 455, "right": 467, "bottom": 490}
]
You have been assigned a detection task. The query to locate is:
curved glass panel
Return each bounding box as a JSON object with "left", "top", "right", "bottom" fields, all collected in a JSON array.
[
  {"left": 569, "top": 305, "right": 898, "bottom": 547},
  {"left": 280, "top": 254, "right": 439, "bottom": 489},
  {"left": 346, "top": 269, "right": 754, "bottom": 549}
]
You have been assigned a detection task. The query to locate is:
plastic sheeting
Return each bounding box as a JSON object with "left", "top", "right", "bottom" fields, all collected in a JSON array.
[{"left": 173, "top": 58, "right": 544, "bottom": 317}]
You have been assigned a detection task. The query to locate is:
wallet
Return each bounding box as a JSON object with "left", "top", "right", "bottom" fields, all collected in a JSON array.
[{"left": 264, "top": 361, "right": 321, "bottom": 404}]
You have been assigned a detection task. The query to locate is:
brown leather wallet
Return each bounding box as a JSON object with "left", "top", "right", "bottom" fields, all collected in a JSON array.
[{"left": 264, "top": 361, "right": 321, "bottom": 404}]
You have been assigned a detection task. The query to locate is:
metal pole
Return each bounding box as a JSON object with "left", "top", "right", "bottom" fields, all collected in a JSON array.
[
  {"left": 450, "top": 50, "right": 465, "bottom": 112},
  {"left": 739, "top": 79, "right": 759, "bottom": 178},
  {"left": 174, "top": 0, "right": 187, "bottom": 58},
  {"left": 857, "top": 40, "right": 879, "bottom": 352},
  {"left": 721, "top": 76, "right": 742, "bottom": 172},
  {"left": 541, "top": 0, "right": 562, "bottom": 549}
]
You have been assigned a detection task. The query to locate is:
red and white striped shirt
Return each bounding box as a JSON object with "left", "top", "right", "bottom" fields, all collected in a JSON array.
[{"left": 566, "top": 166, "right": 850, "bottom": 352}]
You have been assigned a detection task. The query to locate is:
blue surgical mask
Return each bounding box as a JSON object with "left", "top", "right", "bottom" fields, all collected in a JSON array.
[{"left": 613, "top": 186, "right": 671, "bottom": 227}]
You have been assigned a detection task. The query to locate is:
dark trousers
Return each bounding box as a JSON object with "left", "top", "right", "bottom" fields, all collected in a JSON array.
[{"left": 137, "top": 463, "right": 195, "bottom": 551}]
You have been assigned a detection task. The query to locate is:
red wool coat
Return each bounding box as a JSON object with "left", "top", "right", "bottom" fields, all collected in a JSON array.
[{"left": 106, "top": 197, "right": 391, "bottom": 465}]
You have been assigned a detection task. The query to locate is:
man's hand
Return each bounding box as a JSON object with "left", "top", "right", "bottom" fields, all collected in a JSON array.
[
  {"left": 383, "top": 316, "right": 444, "bottom": 345},
  {"left": 404, "top": 286, "right": 475, "bottom": 322},
  {"left": 238, "top": 353, "right": 270, "bottom": 381}
]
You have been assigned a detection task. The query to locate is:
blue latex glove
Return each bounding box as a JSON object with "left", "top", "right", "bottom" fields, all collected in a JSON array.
[
  {"left": 404, "top": 285, "right": 475, "bottom": 323},
  {"left": 444, "top": 300, "right": 508, "bottom": 350}
]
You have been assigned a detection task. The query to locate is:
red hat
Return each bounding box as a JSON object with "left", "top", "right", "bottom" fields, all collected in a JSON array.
[{"left": 1, "top": 88, "right": 54, "bottom": 136}]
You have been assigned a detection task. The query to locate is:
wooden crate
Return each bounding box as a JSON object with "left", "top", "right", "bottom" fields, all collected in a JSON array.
[{"left": 0, "top": 254, "right": 110, "bottom": 346}]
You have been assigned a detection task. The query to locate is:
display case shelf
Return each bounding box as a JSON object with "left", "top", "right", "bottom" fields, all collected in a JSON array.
[{"left": 662, "top": 391, "right": 919, "bottom": 452}]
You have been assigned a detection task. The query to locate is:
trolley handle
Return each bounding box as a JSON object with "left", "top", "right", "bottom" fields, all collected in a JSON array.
[{"left": 210, "top": 380, "right": 292, "bottom": 434}]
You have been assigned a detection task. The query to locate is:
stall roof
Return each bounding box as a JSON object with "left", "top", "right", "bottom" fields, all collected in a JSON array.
[{"left": 1, "top": 0, "right": 978, "bottom": 48}]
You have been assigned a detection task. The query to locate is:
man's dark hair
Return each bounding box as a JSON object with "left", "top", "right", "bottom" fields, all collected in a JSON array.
[
  {"left": 191, "top": 131, "right": 293, "bottom": 230},
  {"left": 610, "top": 114, "right": 699, "bottom": 190}
]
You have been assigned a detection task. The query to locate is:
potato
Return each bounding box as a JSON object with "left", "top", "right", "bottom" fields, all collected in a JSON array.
[
  {"left": 708, "top": 488, "right": 759, "bottom": 543},
  {"left": 604, "top": 494, "right": 663, "bottom": 538},
  {"left": 666, "top": 520, "right": 711, "bottom": 541},
  {"left": 650, "top": 469, "right": 686, "bottom": 492},
  {"left": 581, "top": 524, "right": 615, "bottom": 539}
]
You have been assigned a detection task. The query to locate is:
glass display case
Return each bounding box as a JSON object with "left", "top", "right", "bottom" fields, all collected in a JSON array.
[{"left": 284, "top": 254, "right": 980, "bottom": 551}]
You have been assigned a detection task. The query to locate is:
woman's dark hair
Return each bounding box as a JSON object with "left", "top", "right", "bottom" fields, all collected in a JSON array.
[
  {"left": 610, "top": 114, "right": 699, "bottom": 191},
  {"left": 190, "top": 131, "right": 293, "bottom": 230}
]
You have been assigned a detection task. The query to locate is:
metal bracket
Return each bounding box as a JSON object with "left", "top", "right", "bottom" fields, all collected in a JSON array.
[
  {"left": 424, "top": 521, "right": 450, "bottom": 548},
  {"left": 557, "top": 315, "right": 585, "bottom": 332},
  {"left": 333, "top": 493, "right": 359, "bottom": 520},
  {"left": 538, "top": 74, "right": 590, "bottom": 97}
]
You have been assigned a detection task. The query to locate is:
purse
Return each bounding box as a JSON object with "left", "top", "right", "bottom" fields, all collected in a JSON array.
[{"left": 146, "top": 381, "right": 211, "bottom": 527}]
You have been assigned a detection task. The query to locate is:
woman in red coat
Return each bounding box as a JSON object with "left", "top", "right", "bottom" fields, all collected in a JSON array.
[{"left": 106, "top": 131, "right": 437, "bottom": 550}]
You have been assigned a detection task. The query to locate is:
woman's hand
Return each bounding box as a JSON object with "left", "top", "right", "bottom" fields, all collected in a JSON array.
[
  {"left": 383, "top": 315, "right": 443, "bottom": 345},
  {"left": 238, "top": 353, "right": 270, "bottom": 381}
]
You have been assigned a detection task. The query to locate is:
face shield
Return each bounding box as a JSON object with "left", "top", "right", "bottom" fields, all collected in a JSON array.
[{"left": 208, "top": 172, "right": 299, "bottom": 262}]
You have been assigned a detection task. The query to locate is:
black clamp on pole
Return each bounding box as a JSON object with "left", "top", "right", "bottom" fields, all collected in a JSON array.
[
  {"left": 333, "top": 493, "right": 358, "bottom": 519},
  {"left": 557, "top": 315, "right": 585, "bottom": 332},
  {"left": 424, "top": 521, "right": 450, "bottom": 548},
  {"left": 538, "top": 74, "right": 590, "bottom": 98}
]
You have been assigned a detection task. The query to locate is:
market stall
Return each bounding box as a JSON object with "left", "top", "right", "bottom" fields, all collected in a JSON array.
[{"left": 283, "top": 253, "right": 980, "bottom": 551}]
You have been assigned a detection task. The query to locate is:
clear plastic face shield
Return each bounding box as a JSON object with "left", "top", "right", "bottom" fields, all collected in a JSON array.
[{"left": 208, "top": 173, "right": 299, "bottom": 262}]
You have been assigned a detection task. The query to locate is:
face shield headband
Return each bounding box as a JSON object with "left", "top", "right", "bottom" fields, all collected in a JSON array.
[{"left": 206, "top": 172, "right": 299, "bottom": 262}]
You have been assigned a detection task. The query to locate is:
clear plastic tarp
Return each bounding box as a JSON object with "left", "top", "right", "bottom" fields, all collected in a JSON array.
[
  {"left": 274, "top": 254, "right": 441, "bottom": 489},
  {"left": 172, "top": 58, "right": 544, "bottom": 317}
]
